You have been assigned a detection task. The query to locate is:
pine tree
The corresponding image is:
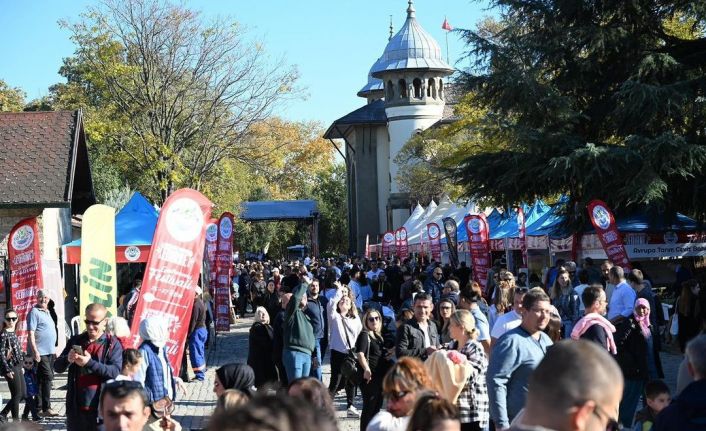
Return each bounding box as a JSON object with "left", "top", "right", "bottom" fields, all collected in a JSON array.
[{"left": 454, "top": 1, "right": 706, "bottom": 225}]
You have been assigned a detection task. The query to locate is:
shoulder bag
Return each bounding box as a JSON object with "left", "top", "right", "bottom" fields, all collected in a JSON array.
[{"left": 340, "top": 319, "right": 362, "bottom": 386}]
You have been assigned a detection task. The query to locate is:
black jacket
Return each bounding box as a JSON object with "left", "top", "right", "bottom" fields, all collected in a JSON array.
[
  {"left": 247, "top": 322, "right": 279, "bottom": 387},
  {"left": 654, "top": 379, "right": 706, "bottom": 431},
  {"left": 396, "top": 318, "right": 440, "bottom": 360},
  {"left": 304, "top": 294, "right": 329, "bottom": 340},
  {"left": 614, "top": 316, "right": 663, "bottom": 380}
]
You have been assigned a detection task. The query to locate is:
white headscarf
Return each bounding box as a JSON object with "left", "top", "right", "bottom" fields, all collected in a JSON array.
[{"left": 139, "top": 317, "right": 169, "bottom": 348}]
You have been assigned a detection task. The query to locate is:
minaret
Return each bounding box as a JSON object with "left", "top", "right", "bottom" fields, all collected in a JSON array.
[{"left": 371, "top": 0, "right": 454, "bottom": 228}]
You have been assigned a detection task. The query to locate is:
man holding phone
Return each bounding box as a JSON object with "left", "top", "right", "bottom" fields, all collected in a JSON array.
[{"left": 55, "top": 303, "right": 123, "bottom": 430}]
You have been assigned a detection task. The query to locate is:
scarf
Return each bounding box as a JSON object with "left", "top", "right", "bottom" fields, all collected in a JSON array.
[
  {"left": 570, "top": 313, "right": 617, "bottom": 354},
  {"left": 634, "top": 298, "right": 651, "bottom": 338},
  {"left": 216, "top": 363, "right": 256, "bottom": 395}
]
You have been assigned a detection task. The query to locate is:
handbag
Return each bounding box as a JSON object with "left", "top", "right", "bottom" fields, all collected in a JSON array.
[
  {"left": 669, "top": 313, "right": 679, "bottom": 336},
  {"left": 340, "top": 319, "right": 362, "bottom": 386},
  {"left": 150, "top": 396, "right": 173, "bottom": 419}
]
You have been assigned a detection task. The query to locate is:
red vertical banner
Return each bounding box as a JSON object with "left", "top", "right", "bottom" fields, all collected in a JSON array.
[
  {"left": 215, "top": 212, "right": 234, "bottom": 332},
  {"left": 587, "top": 200, "right": 632, "bottom": 270},
  {"left": 205, "top": 219, "right": 218, "bottom": 297},
  {"left": 8, "top": 217, "right": 43, "bottom": 350},
  {"left": 518, "top": 207, "right": 528, "bottom": 269},
  {"left": 464, "top": 214, "right": 491, "bottom": 294},
  {"left": 382, "top": 231, "right": 394, "bottom": 259},
  {"left": 399, "top": 227, "right": 409, "bottom": 258},
  {"left": 394, "top": 229, "right": 401, "bottom": 258},
  {"left": 128, "top": 189, "right": 212, "bottom": 375},
  {"left": 427, "top": 223, "right": 442, "bottom": 261}
]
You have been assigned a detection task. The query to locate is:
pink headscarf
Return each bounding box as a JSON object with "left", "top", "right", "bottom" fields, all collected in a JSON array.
[{"left": 633, "top": 298, "right": 651, "bottom": 338}]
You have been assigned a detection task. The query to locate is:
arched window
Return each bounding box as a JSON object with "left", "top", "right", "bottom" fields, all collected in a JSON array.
[
  {"left": 439, "top": 79, "right": 444, "bottom": 100},
  {"left": 413, "top": 78, "right": 422, "bottom": 98},
  {"left": 398, "top": 79, "right": 407, "bottom": 98},
  {"left": 386, "top": 80, "right": 394, "bottom": 101},
  {"left": 429, "top": 78, "right": 436, "bottom": 99}
]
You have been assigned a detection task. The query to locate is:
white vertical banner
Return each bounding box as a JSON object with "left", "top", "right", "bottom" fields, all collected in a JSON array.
[{"left": 42, "top": 258, "right": 66, "bottom": 355}]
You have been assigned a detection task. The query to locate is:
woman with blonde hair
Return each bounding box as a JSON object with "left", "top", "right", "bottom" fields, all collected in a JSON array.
[
  {"left": 356, "top": 308, "right": 393, "bottom": 430},
  {"left": 327, "top": 283, "right": 362, "bottom": 417},
  {"left": 448, "top": 310, "right": 489, "bottom": 431},
  {"left": 248, "top": 307, "right": 278, "bottom": 387}
]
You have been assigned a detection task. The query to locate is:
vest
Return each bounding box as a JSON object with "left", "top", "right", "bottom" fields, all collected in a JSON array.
[{"left": 139, "top": 342, "right": 176, "bottom": 404}]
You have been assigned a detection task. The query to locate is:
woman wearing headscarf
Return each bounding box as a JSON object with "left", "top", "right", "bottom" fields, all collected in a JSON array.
[
  {"left": 615, "top": 298, "right": 663, "bottom": 428},
  {"left": 247, "top": 307, "right": 278, "bottom": 387},
  {"left": 213, "top": 363, "right": 256, "bottom": 398}
]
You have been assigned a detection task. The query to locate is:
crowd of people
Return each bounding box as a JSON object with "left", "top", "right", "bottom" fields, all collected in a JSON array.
[{"left": 0, "top": 254, "right": 704, "bottom": 431}]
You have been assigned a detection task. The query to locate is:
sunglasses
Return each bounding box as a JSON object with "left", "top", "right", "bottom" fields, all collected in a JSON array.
[
  {"left": 385, "top": 390, "right": 410, "bottom": 401},
  {"left": 5, "top": 317, "right": 17, "bottom": 322},
  {"left": 367, "top": 316, "right": 381, "bottom": 322},
  {"left": 84, "top": 318, "right": 106, "bottom": 327},
  {"left": 592, "top": 404, "right": 622, "bottom": 431}
]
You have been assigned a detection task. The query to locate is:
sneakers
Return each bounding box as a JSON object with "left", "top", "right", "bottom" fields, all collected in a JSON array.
[
  {"left": 41, "top": 409, "right": 59, "bottom": 417},
  {"left": 346, "top": 406, "right": 361, "bottom": 418}
]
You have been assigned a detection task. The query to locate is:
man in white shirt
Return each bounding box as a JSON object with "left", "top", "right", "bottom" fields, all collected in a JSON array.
[
  {"left": 606, "top": 266, "right": 636, "bottom": 323},
  {"left": 574, "top": 270, "right": 590, "bottom": 315},
  {"left": 491, "top": 287, "right": 526, "bottom": 343},
  {"left": 366, "top": 261, "right": 384, "bottom": 282}
]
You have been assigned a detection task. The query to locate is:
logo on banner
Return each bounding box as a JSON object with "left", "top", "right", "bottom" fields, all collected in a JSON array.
[
  {"left": 428, "top": 224, "right": 440, "bottom": 239},
  {"left": 395, "top": 230, "right": 401, "bottom": 241},
  {"left": 592, "top": 205, "right": 611, "bottom": 230},
  {"left": 664, "top": 231, "right": 678, "bottom": 244},
  {"left": 383, "top": 232, "right": 395, "bottom": 243},
  {"left": 166, "top": 198, "right": 204, "bottom": 242},
  {"left": 124, "top": 246, "right": 141, "bottom": 262},
  {"left": 11, "top": 226, "right": 34, "bottom": 251},
  {"left": 399, "top": 229, "right": 407, "bottom": 240},
  {"left": 467, "top": 218, "right": 482, "bottom": 234},
  {"left": 206, "top": 223, "right": 218, "bottom": 242},
  {"left": 219, "top": 218, "right": 233, "bottom": 239}
]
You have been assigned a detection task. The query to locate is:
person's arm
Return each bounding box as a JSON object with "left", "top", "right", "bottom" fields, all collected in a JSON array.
[
  {"left": 355, "top": 332, "right": 371, "bottom": 382},
  {"left": 26, "top": 310, "right": 40, "bottom": 362},
  {"left": 487, "top": 336, "right": 521, "bottom": 429},
  {"left": 134, "top": 348, "right": 149, "bottom": 387},
  {"left": 287, "top": 283, "right": 307, "bottom": 318},
  {"left": 0, "top": 334, "right": 11, "bottom": 376},
  {"left": 84, "top": 338, "right": 123, "bottom": 379},
  {"left": 53, "top": 338, "right": 75, "bottom": 374}
]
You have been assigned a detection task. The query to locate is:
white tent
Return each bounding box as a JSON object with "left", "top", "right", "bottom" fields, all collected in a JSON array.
[
  {"left": 401, "top": 203, "right": 425, "bottom": 233},
  {"left": 405, "top": 199, "right": 438, "bottom": 245},
  {"left": 408, "top": 196, "right": 453, "bottom": 245}
]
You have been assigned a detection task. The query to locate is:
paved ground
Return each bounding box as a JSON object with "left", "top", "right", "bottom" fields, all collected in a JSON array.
[{"left": 0, "top": 319, "right": 685, "bottom": 430}]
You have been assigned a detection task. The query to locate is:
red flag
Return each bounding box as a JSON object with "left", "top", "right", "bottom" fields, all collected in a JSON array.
[
  {"left": 587, "top": 200, "right": 632, "bottom": 271},
  {"left": 442, "top": 18, "right": 453, "bottom": 31},
  {"left": 464, "top": 214, "right": 491, "bottom": 295},
  {"left": 128, "top": 188, "right": 212, "bottom": 375},
  {"left": 215, "top": 212, "right": 234, "bottom": 333},
  {"left": 427, "top": 223, "right": 442, "bottom": 261}
]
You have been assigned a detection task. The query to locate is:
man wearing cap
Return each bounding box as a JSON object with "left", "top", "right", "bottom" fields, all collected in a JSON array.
[
  {"left": 27, "top": 289, "right": 59, "bottom": 417},
  {"left": 188, "top": 287, "right": 208, "bottom": 381}
]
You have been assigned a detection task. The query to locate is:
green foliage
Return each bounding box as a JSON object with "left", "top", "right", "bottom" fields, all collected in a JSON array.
[
  {"left": 453, "top": 0, "right": 706, "bottom": 225},
  {"left": 0, "top": 80, "right": 25, "bottom": 112}
]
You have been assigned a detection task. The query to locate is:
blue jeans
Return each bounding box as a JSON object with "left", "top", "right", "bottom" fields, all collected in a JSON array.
[
  {"left": 310, "top": 338, "right": 323, "bottom": 381},
  {"left": 189, "top": 327, "right": 208, "bottom": 380},
  {"left": 619, "top": 379, "right": 645, "bottom": 427},
  {"left": 282, "top": 348, "right": 311, "bottom": 383}
]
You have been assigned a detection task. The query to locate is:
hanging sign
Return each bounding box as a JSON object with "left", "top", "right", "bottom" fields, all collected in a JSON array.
[
  {"left": 381, "top": 231, "right": 395, "bottom": 259},
  {"left": 427, "top": 223, "right": 442, "bottom": 261},
  {"left": 464, "top": 214, "right": 491, "bottom": 294},
  {"left": 398, "top": 227, "right": 409, "bottom": 259},
  {"left": 205, "top": 219, "right": 218, "bottom": 297},
  {"left": 215, "top": 212, "right": 234, "bottom": 332},
  {"left": 442, "top": 217, "right": 459, "bottom": 268}
]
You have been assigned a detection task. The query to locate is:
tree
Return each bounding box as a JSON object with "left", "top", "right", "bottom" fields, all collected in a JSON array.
[
  {"left": 311, "top": 163, "right": 348, "bottom": 256},
  {"left": 0, "top": 80, "right": 25, "bottom": 112},
  {"left": 61, "top": 0, "right": 299, "bottom": 203},
  {"left": 454, "top": 1, "right": 706, "bottom": 225}
]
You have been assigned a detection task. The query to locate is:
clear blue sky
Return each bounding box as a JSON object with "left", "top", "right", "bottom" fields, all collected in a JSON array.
[{"left": 0, "top": 0, "right": 492, "bottom": 126}]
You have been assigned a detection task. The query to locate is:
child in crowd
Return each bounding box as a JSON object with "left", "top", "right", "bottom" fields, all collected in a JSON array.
[
  {"left": 21, "top": 358, "right": 40, "bottom": 421},
  {"left": 117, "top": 349, "right": 143, "bottom": 381},
  {"left": 633, "top": 380, "right": 671, "bottom": 431}
]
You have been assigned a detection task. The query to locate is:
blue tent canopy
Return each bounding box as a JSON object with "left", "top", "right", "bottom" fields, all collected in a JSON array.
[{"left": 240, "top": 200, "right": 319, "bottom": 221}]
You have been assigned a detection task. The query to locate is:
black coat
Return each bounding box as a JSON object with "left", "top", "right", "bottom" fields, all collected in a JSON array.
[
  {"left": 247, "top": 322, "right": 278, "bottom": 387},
  {"left": 614, "top": 316, "right": 663, "bottom": 380},
  {"left": 395, "top": 318, "right": 440, "bottom": 360}
]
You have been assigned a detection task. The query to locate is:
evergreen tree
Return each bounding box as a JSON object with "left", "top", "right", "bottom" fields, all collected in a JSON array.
[{"left": 454, "top": 1, "right": 706, "bottom": 225}]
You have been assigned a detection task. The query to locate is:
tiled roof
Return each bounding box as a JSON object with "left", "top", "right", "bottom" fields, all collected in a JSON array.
[
  {"left": 323, "top": 100, "right": 388, "bottom": 139},
  {"left": 0, "top": 110, "right": 93, "bottom": 208}
]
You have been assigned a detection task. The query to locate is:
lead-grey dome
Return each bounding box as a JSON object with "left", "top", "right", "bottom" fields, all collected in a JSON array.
[
  {"left": 357, "top": 57, "right": 385, "bottom": 98},
  {"left": 371, "top": 1, "right": 453, "bottom": 77}
]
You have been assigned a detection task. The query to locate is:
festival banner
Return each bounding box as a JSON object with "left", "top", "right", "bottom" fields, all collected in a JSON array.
[
  {"left": 205, "top": 219, "right": 218, "bottom": 297},
  {"left": 442, "top": 217, "right": 459, "bottom": 268},
  {"left": 8, "top": 217, "right": 43, "bottom": 350},
  {"left": 382, "top": 231, "right": 395, "bottom": 259},
  {"left": 364, "top": 234, "right": 370, "bottom": 259},
  {"left": 80, "top": 204, "right": 118, "bottom": 318},
  {"left": 215, "top": 213, "right": 234, "bottom": 333},
  {"left": 587, "top": 200, "right": 632, "bottom": 270},
  {"left": 464, "top": 214, "right": 491, "bottom": 294},
  {"left": 399, "top": 227, "right": 409, "bottom": 258},
  {"left": 128, "top": 189, "right": 212, "bottom": 375},
  {"left": 395, "top": 229, "right": 402, "bottom": 258},
  {"left": 517, "top": 207, "right": 528, "bottom": 269},
  {"left": 427, "top": 223, "right": 442, "bottom": 261}
]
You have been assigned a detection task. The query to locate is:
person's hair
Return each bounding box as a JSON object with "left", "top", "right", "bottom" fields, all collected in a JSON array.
[
  {"left": 449, "top": 310, "right": 477, "bottom": 340},
  {"left": 362, "top": 308, "right": 383, "bottom": 338},
  {"left": 254, "top": 306, "right": 271, "bottom": 325},
  {"left": 578, "top": 270, "right": 589, "bottom": 284},
  {"left": 678, "top": 279, "right": 701, "bottom": 317},
  {"left": 627, "top": 269, "right": 644, "bottom": 286},
  {"left": 122, "top": 349, "right": 142, "bottom": 370},
  {"left": 544, "top": 310, "right": 563, "bottom": 342},
  {"left": 644, "top": 379, "right": 670, "bottom": 400},
  {"left": 287, "top": 377, "right": 337, "bottom": 425},
  {"left": 406, "top": 391, "right": 459, "bottom": 431},
  {"left": 99, "top": 380, "right": 149, "bottom": 411},
  {"left": 581, "top": 285, "right": 605, "bottom": 311},
  {"left": 609, "top": 265, "right": 624, "bottom": 281},
  {"left": 106, "top": 316, "right": 131, "bottom": 338},
  {"left": 492, "top": 282, "right": 513, "bottom": 314},
  {"left": 436, "top": 298, "right": 456, "bottom": 324},
  {"left": 551, "top": 269, "right": 571, "bottom": 300},
  {"left": 459, "top": 287, "right": 482, "bottom": 304},
  {"left": 382, "top": 357, "right": 432, "bottom": 394},
  {"left": 413, "top": 292, "right": 432, "bottom": 304},
  {"left": 85, "top": 303, "right": 107, "bottom": 315},
  {"left": 685, "top": 334, "right": 706, "bottom": 377},
  {"left": 525, "top": 340, "right": 623, "bottom": 414},
  {"left": 2, "top": 308, "right": 17, "bottom": 331},
  {"left": 444, "top": 279, "right": 460, "bottom": 293},
  {"left": 207, "top": 392, "right": 337, "bottom": 431},
  {"left": 215, "top": 389, "right": 249, "bottom": 414},
  {"left": 410, "top": 280, "right": 424, "bottom": 294},
  {"left": 337, "top": 290, "right": 358, "bottom": 318},
  {"left": 522, "top": 288, "right": 550, "bottom": 311},
  {"left": 396, "top": 309, "right": 414, "bottom": 323}
]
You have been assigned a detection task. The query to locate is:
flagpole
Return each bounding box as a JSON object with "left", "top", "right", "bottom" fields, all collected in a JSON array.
[{"left": 446, "top": 30, "right": 449, "bottom": 64}]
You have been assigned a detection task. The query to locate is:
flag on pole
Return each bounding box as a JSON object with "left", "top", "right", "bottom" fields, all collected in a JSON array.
[{"left": 442, "top": 17, "right": 453, "bottom": 31}]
